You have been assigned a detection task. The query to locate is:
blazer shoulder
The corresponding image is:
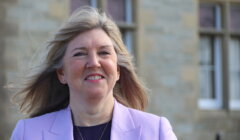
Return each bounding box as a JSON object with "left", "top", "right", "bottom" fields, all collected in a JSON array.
[
  {"left": 23, "top": 110, "right": 59, "bottom": 127},
  {"left": 11, "top": 119, "right": 24, "bottom": 140},
  {"left": 127, "top": 107, "right": 161, "bottom": 134},
  {"left": 128, "top": 107, "right": 161, "bottom": 122},
  {"left": 159, "top": 117, "right": 177, "bottom": 140},
  {"left": 10, "top": 108, "right": 66, "bottom": 140},
  {"left": 126, "top": 107, "right": 177, "bottom": 140}
]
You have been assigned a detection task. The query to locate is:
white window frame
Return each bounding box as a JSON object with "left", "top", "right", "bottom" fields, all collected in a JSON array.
[
  {"left": 230, "top": 101, "right": 240, "bottom": 110},
  {"left": 198, "top": 37, "right": 223, "bottom": 109},
  {"left": 229, "top": 38, "right": 240, "bottom": 110},
  {"left": 198, "top": 4, "right": 223, "bottom": 109}
]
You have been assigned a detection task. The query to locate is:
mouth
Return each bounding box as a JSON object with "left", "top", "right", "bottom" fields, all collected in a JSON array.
[{"left": 85, "top": 74, "right": 105, "bottom": 80}]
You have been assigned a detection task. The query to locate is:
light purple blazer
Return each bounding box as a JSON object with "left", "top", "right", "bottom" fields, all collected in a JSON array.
[{"left": 11, "top": 100, "right": 177, "bottom": 140}]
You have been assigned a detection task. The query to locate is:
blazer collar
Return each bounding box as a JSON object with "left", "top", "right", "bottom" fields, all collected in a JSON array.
[
  {"left": 43, "top": 100, "right": 141, "bottom": 140},
  {"left": 43, "top": 107, "right": 74, "bottom": 140},
  {"left": 111, "top": 100, "right": 141, "bottom": 140}
]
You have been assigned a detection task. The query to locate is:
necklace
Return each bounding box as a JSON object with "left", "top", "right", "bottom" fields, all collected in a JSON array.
[{"left": 76, "top": 121, "right": 110, "bottom": 140}]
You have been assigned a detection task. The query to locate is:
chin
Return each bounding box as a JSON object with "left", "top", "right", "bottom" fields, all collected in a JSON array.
[{"left": 86, "top": 91, "right": 106, "bottom": 101}]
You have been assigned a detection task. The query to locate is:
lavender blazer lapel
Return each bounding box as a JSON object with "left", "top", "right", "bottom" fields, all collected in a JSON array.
[
  {"left": 43, "top": 107, "right": 74, "bottom": 140},
  {"left": 111, "top": 101, "right": 141, "bottom": 140},
  {"left": 43, "top": 101, "right": 142, "bottom": 140}
]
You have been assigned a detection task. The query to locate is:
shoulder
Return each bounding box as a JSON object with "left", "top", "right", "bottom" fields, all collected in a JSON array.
[
  {"left": 123, "top": 106, "right": 177, "bottom": 140},
  {"left": 20, "top": 110, "right": 59, "bottom": 128},
  {"left": 127, "top": 107, "right": 163, "bottom": 129},
  {"left": 10, "top": 108, "right": 66, "bottom": 140},
  {"left": 127, "top": 107, "right": 161, "bottom": 123},
  {"left": 158, "top": 117, "right": 177, "bottom": 140},
  {"left": 115, "top": 101, "right": 161, "bottom": 123}
]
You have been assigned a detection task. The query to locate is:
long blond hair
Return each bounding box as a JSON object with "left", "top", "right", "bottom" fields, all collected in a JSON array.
[{"left": 12, "top": 6, "right": 148, "bottom": 117}]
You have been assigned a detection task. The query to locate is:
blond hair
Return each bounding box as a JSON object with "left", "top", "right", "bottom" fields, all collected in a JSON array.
[{"left": 12, "top": 6, "right": 148, "bottom": 117}]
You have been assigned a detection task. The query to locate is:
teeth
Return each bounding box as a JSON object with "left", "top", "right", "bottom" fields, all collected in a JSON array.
[{"left": 87, "top": 76, "right": 102, "bottom": 80}]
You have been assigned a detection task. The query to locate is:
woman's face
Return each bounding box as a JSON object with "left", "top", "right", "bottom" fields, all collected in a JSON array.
[{"left": 57, "top": 28, "right": 119, "bottom": 102}]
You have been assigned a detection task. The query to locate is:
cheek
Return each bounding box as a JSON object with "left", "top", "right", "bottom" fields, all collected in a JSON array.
[{"left": 64, "top": 60, "right": 84, "bottom": 76}]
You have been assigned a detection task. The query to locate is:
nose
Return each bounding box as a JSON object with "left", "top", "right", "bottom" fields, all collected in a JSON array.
[{"left": 86, "top": 53, "right": 101, "bottom": 68}]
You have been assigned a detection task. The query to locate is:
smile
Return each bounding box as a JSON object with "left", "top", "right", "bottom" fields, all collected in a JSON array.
[
  {"left": 86, "top": 75, "right": 103, "bottom": 80},
  {"left": 85, "top": 73, "right": 105, "bottom": 81}
]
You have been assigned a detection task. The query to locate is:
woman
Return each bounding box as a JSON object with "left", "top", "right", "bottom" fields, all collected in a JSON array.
[{"left": 11, "top": 7, "right": 177, "bottom": 140}]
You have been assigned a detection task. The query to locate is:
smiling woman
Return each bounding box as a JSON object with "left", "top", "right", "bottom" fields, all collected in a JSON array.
[
  {"left": 10, "top": 6, "right": 177, "bottom": 140},
  {"left": 57, "top": 29, "right": 120, "bottom": 117}
]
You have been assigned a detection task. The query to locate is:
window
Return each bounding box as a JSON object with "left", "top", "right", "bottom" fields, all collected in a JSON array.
[
  {"left": 198, "top": 1, "right": 240, "bottom": 110},
  {"left": 229, "top": 4, "right": 240, "bottom": 110},
  {"left": 70, "top": 0, "right": 97, "bottom": 13},
  {"left": 198, "top": 3, "right": 223, "bottom": 109},
  {"left": 229, "top": 38, "right": 240, "bottom": 109},
  {"left": 199, "top": 35, "right": 222, "bottom": 109},
  {"left": 70, "top": 0, "right": 136, "bottom": 55}
]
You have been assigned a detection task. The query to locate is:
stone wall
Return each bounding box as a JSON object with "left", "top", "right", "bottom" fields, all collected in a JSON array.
[
  {"left": 138, "top": 0, "right": 199, "bottom": 139},
  {"left": 0, "top": 0, "right": 69, "bottom": 139},
  {"left": 1, "top": 0, "right": 240, "bottom": 139},
  {"left": 0, "top": 0, "right": 17, "bottom": 139},
  {"left": 138, "top": 0, "right": 240, "bottom": 140}
]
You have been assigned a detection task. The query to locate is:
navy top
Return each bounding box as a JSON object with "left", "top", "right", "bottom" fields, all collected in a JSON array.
[{"left": 73, "top": 120, "right": 112, "bottom": 140}]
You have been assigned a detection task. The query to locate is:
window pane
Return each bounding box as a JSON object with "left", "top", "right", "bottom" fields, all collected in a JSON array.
[
  {"left": 229, "top": 38, "right": 240, "bottom": 101},
  {"left": 123, "top": 30, "right": 133, "bottom": 54},
  {"left": 107, "top": 0, "right": 125, "bottom": 22},
  {"left": 200, "top": 3, "right": 222, "bottom": 29},
  {"left": 120, "top": 29, "right": 133, "bottom": 54},
  {"left": 125, "top": 0, "right": 133, "bottom": 23},
  {"left": 199, "top": 36, "right": 215, "bottom": 99},
  {"left": 70, "top": 0, "right": 90, "bottom": 13},
  {"left": 90, "top": 0, "right": 97, "bottom": 8},
  {"left": 230, "top": 5, "right": 240, "bottom": 31}
]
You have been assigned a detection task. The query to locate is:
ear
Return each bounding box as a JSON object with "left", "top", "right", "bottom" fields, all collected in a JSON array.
[{"left": 56, "top": 68, "right": 67, "bottom": 84}]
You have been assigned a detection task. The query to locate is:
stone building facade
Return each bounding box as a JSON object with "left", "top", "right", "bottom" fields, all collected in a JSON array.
[{"left": 0, "top": 0, "right": 239, "bottom": 140}]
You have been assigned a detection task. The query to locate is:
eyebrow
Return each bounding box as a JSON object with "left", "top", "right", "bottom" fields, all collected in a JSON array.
[
  {"left": 99, "top": 45, "right": 112, "bottom": 49},
  {"left": 71, "top": 47, "right": 86, "bottom": 53},
  {"left": 71, "top": 45, "right": 113, "bottom": 53}
]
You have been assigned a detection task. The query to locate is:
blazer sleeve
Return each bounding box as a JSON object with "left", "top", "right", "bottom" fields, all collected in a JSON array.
[
  {"left": 159, "top": 117, "right": 177, "bottom": 140},
  {"left": 10, "top": 120, "right": 24, "bottom": 140}
]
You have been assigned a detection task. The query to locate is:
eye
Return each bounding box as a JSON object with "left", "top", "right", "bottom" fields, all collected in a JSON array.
[
  {"left": 99, "top": 51, "right": 110, "bottom": 55},
  {"left": 73, "top": 52, "right": 87, "bottom": 57}
]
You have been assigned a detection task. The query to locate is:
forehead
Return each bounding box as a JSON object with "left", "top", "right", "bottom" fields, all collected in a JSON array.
[{"left": 67, "top": 28, "right": 114, "bottom": 50}]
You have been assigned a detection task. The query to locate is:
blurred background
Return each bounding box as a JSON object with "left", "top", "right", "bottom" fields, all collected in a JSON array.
[{"left": 0, "top": 0, "right": 240, "bottom": 139}]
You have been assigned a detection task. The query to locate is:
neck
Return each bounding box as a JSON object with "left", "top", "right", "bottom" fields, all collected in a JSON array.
[{"left": 70, "top": 94, "right": 114, "bottom": 126}]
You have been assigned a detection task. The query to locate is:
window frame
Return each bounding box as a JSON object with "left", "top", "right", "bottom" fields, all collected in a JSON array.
[
  {"left": 199, "top": 0, "right": 240, "bottom": 110},
  {"left": 198, "top": 35, "right": 223, "bottom": 109},
  {"left": 229, "top": 37, "right": 240, "bottom": 110}
]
